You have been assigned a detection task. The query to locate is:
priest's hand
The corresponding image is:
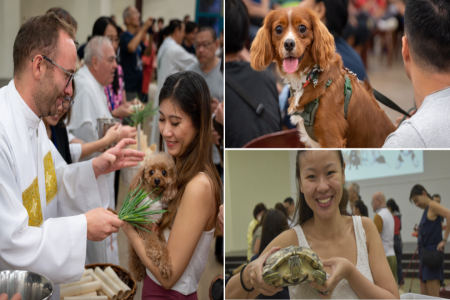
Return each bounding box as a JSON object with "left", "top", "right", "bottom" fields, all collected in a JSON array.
[
  {"left": 85, "top": 207, "right": 125, "bottom": 241},
  {"left": 0, "top": 293, "right": 22, "bottom": 300},
  {"left": 92, "top": 138, "right": 144, "bottom": 178}
]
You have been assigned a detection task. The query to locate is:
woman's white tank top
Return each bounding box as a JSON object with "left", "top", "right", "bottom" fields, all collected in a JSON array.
[
  {"left": 288, "top": 216, "right": 374, "bottom": 299},
  {"left": 146, "top": 172, "right": 215, "bottom": 295}
]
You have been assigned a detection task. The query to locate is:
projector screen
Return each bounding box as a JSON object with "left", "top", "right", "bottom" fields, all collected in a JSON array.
[{"left": 342, "top": 150, "right": 424, "bottom": 181}]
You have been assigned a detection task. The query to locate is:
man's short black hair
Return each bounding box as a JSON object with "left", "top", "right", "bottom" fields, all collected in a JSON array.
[
  {"left": 433, "top": 194, "right": 441, "bottom": 199},
  {"left": 197, "top": 26, "right": 217, "bottom": 41},
  {"left": 185, "top": 21, "right": 198, "bottom": 34},
  {"left": 225, "top": 0, "right": 249, "bottom": 54},
  {"left": 167, "top": 19, "right": 183, "bottom": 35},
  {"left": 284, "top": 197, "right": 294, "bottom": 205},
  {"left": 316, "top": 0, "right": 348, "bottom": 37},
  {"left": 405, "top": 0, "right": 450, "bottom": 73}
]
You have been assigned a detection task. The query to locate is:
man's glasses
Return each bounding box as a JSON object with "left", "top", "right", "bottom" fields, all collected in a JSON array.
[
  {"left": 31, "top": 55, "right": 75, "bottom": 109},
  {"left": 31, "top": 55, "right": 74, "bottom": 88},
  {"left": 194, "top": 41, "right": 214, "bottom": 49}
]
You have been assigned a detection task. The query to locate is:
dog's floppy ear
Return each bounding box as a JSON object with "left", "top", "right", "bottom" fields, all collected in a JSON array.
[
  {"left": 309, "top": 10, "right": 335, "bottom": 69},
  {"left": 129, "top": 165, "right": 146, "bottom": 192},
  {"left": 250, "top": 12, "right": 274, "bottom": 71},
  {"left": 161, "top": 170, "right": 178, "bottom": 205}
]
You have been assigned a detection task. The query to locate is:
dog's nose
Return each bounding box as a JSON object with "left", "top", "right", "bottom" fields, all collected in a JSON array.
[
  {"left": 154, "top": 178, "right": 160, "bottom": 186},
  {"left": 284, "top": 39, "right": 295, "bottom": 52}
]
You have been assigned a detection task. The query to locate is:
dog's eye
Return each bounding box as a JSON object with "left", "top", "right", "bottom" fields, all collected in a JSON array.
[
  {"left": 162, "top": 171, "right": 167, "bottom": 176},
  {"left": 150, "top": 170, "right": 154, "bottom": 175},
  {"left": 275, "top": 26, "right": 283, "bottom": 35},
  {"left": 298, "top": 25, "right": 307, "bottom": 34}
]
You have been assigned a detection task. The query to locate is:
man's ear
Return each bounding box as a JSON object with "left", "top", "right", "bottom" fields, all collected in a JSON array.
[{"left": 402, "top": 35, "right": 410, "bottom": 63}]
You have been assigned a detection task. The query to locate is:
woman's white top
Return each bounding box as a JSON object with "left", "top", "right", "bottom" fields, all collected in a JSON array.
[
  {"left": 289, "top": 216, "right": 374, "bottom": 299},
  {"left": 146, "top": 227, "right": 215, "bottom": 295}
]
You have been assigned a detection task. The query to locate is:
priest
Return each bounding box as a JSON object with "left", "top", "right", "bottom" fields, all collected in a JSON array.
[{"left": 0, "top": 13, "right": 144, "bottom": 299}]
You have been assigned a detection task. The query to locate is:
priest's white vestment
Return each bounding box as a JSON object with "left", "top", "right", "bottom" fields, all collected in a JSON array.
[
  {"left": 0, "top": 80, "right": 110, "bottom": 298},
  {"left": 66, "top": 64, "right": 119, "bottom": 265}
]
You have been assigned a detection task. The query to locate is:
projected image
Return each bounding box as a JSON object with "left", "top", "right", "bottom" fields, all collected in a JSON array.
[{"left": 343, "top": 150, "right": 424, "bottom": 181}]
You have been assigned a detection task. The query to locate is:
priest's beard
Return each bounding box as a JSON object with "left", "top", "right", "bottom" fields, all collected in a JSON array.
[{"left": 33, "top": 71, "right": 65, "bottom": 117}]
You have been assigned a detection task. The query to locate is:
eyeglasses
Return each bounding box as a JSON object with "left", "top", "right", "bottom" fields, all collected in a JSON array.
[
  {"left": 31, "top": 55, "right": 75, "bottom": 89},
  {"left": 194, "top": 41, "right": 214, "bottom": 49},
  {"left": 31, "top": 55, "right": 75, "bottom": 109}
]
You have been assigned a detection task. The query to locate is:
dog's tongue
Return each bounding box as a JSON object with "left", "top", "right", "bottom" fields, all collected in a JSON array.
[{"left": 283, "top": 57, "right": 298, "bottom": 74}]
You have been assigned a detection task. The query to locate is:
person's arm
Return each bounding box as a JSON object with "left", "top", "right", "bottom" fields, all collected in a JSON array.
[
  {"left": 123, "top": 173, "right": 216, "bottom": 289},
  {"left": 253, "top": 238, "right": 261, "bottom": 254},
  {"left": 111, "top": 102, "right": 132, "bottom": 118},
  {"left": 225, "top": 229, "right": 296, "bottom": 299},
  {"left": 174, "top": 48, "right": 197, "bottom": 71},
  {"left": 79, "top": 123, "right": 121, "bottom": 160},
  {"left": 382, "top": 123, "right": 426, "bottom": 148},
  {"left": 428, "top": 201, "right": 450, "bottom": 250},
  {"left": 127, "top": 18, "right": 152, "bottom": 53},
  {"left": 373, "top": 214, "right": 383, "bottom": 233}
]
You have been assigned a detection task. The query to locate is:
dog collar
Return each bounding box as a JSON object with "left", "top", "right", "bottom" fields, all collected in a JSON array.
[{"left": 302, "top": 64, "right": 323, "bottom": 89}]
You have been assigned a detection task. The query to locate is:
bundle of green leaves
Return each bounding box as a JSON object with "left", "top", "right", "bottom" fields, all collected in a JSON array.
[
  {"left": 130, "top": 101, "right": 158, "bottom": 128},
  {"left": 118, "top": 184, "right": 167, "bottom": 233}
]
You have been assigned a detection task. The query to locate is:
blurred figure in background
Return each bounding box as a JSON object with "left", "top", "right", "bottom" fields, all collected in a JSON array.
[
  {"left": 250, "top": 210, "right": 268, "bottom": 260},
  {"left": 348, "top": 183, "right": 362, "bottom": 214},
  {"left": 283, "top": 197, "right": 295, "bottom": 226},
  {"left": 354, "top": 199, "right": 369, "bottom": 217},
  {"left": 247, "top": 203, "right": 267, "bottom": 262},
  {"left": 182, "top": 21, "right": 199, "bottom": 55},
  {"left": 225, "top": 0, "right": 281, "bottom": 148},
  {"left": 410, "top": 184, "right": 450, "bottom": 297},
  {"left": 386, "top": 198, "right": 404, "bottom": 291},
  {"left": 120, "top": 6, "right": 153, "bottom": 101}
]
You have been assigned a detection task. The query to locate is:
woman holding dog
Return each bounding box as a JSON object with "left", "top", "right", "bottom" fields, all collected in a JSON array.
[
  {"left": 410, "top": 184, "right": 450, "bottom": 297},
  {"left": 123, "top": 71, "right": 222, "bottom": 299},
  {"left": 226, "top": 150, "right": 399, "bottom": 299}
]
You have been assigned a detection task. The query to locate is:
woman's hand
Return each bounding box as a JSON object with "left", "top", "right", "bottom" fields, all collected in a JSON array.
[
  {"left": 112, "top": 102, "right": 133, "bottom": 118},
  {"left": 316, "top": 257, "right": 354, "bottom": 299},
  {"left": 245, "top": 247, "right": 283, "bottom": 296},
  {"left": 103, "top": 123, "right": 122, "bottom": 145},
  {"left": 0, "top": 293, "right": 21, "bottom": 300},
  {"left": 122, "top": 222, "right": 139, "bottom": 240},
  {"left": 437, "top": 240, "right": 446, "bottom": 251}
]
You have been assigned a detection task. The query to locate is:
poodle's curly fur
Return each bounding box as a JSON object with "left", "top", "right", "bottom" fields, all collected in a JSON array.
[{"left": 128, "top": 152, "right": 178, "bottom": 282}]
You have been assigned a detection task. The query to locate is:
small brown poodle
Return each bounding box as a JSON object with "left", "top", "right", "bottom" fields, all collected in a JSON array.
[{"left": 128, "top": 152, "right": 178, "bottom": 282}]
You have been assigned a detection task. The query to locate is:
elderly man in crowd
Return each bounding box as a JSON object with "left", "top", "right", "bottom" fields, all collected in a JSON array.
[
  {"left": 150, "top": 19, "right": 197, "bottom": 145},
  {"left": 0, "top": 13, "right": 144, "bottom": 299},
  {"left": 68, "top": 36, "right": 137, "bottom": 265},
  {"left": 372, "top": 191, "right": 398, "bottom": 283},
  {"left": 348, "top": 183, "right": 362, "bottom": 214}
]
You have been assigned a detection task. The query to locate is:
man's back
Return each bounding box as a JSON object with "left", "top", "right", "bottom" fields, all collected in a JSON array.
[
  {"left": 383, "top": 87, "right": 450, "bottom": 148},
  {"left": 225, "top": 61, "right": 281, "bottom": 148}
]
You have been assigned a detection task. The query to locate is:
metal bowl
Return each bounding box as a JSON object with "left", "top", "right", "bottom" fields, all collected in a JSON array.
[
  {"left": 97, "top": 118, "right": 122, "bottom": 149},
  {"left": 0, "top": 271, "right": 54, "bottom": 300}
]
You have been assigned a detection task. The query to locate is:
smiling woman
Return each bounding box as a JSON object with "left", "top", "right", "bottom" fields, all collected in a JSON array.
[{"left": 226, "top": 150, "right": 400, "bottom": 299}]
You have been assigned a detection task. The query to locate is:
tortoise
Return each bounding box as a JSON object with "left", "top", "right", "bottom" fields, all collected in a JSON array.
[{"left": 262, "top": 246, "right": 328, "bottom": 295}]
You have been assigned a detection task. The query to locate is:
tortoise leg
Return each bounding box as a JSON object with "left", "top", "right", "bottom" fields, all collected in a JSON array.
[
  {"left": 263, "top": 269, "right": 281, "bottom": 286},
  {"left": 312, "top": 270, "right": 327, "bottom": 286},
  {"left": 288, "top": 255, "right": 302, "bottom": 280}
]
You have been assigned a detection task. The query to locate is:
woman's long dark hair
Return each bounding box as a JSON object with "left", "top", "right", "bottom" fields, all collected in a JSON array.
[
  {"left": 295, "top": 150, "right": 348, "bottom": 226},
  {"left": 354, "top": 199, "right": 368, "bottom": 217},
  {"left": 410, "top": 184, "right": 431, "bottom": 203},
  {"left": 259, "top": 209, "right": 289, "bottom": 256},
  {"left": 158, "top": 71, "right": 222, "bottom": 235},
  {"left": 91, "top": 17, "right": 120, "bottom": 95},
  {"left": 386, "top": 198, "right": 400, "bottom": 214}
]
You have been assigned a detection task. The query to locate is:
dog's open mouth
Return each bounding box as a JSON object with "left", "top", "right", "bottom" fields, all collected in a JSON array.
[{"left": 283, "top": 53, "right": 305, "bottom": 74}]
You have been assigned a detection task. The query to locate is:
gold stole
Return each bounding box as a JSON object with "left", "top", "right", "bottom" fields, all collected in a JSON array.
[{"left": 22, "top": 151, "right": 58, "bottom": 227}]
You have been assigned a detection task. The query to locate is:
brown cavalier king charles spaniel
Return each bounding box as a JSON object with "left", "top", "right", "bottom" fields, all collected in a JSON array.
[{"left": 250, "top": 7, "right": 395, "bottom": 148}]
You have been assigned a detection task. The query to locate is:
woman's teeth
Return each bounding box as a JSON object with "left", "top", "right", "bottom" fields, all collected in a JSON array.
[{"left": 317, "top": 197, "right": 331, "bottom": 204}]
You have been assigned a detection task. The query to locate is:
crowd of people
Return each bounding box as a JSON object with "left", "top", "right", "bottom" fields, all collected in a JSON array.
[
  {"left": 228, "top": 154, "right": 450, "bottom": 298},
  {"left": 0, "top": 4, "right": 224, "bottom": 300},
  {"left": 225, "top": 0, "right": 450, "bottom": 148}
]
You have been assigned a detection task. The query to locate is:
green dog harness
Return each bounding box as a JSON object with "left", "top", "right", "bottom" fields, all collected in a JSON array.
[{"left": 292, "top": 74, "right": 353, "bottom": 143}]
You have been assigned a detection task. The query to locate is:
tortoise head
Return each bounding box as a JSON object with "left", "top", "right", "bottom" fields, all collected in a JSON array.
[{"left": 288, "top": 255, "right": 303, "bottom": 280}]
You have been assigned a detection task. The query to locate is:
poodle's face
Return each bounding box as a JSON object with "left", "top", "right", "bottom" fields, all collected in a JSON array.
[{"left": 142, "top": 153, "right": 176, "bottom": 194}]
